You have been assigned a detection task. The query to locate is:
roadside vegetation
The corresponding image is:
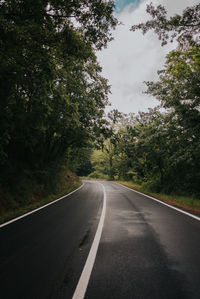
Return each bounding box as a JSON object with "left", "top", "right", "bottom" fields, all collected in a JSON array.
[
  {"left": 0, "top": 170, "right": 81, "bottom": 225},
  {"left": 0, "top": 0, "right": 117, "bottom": 223},
  {"left": 85, "top": 3, "right": 200, "bottom": 214},
  {"left": 116, "top": 181, "right": 200, "bottom": 214},
  {"left": 1, "top": 2, "right": 200, "bottom": 223}
]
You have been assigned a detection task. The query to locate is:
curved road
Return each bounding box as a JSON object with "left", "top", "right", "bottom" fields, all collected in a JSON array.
[{"left": 0, "top": 181, "right": 200, "bottom": 299}]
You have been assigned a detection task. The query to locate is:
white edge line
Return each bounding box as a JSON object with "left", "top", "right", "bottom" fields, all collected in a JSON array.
[
  {"left": 115, "top": 182, "right": 200, "bottom": 222},
  {"left": 0, "top": 183, "right": 85, "bottom": 228},
  {"left": 72, "top": 183, "right": 106, "bottom": 299}
]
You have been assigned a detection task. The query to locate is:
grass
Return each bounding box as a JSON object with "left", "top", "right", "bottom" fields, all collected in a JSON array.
[
  {"left": 0, "top": 178, "right": 82, "bottom": 225},
  {"left": 116, "top": 180, "right": 200, "bottom": 214}
]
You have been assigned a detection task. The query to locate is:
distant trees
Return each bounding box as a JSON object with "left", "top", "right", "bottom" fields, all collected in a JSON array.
[
  {"left": 90, "top": 105, "right": 200, "bottom": 195},
  {"left": 0, "top": 1, "right": 117, "bottom": 197}
]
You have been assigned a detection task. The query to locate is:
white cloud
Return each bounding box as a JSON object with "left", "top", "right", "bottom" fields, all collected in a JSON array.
[{"left": 97, "top": 0, "right": 199, "bottom": 114}]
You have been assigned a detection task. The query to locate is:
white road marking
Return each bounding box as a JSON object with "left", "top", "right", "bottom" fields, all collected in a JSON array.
[
  {"left": 72, "top": 183, "right": 107, "bottom": 299},
  {"left": 116, "top": 183, "right": 200, "bottom": 222},
  {"left": 0, "top": 183, "right": 84, "bottom": 228}
]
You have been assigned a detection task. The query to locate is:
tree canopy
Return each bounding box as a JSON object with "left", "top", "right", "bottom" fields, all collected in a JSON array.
[
  {"left": 0, "top": 0, "right": 117, "bottom": 198},
  {"left": 130, "top": 2, "right": 200, "bottom": 48}
]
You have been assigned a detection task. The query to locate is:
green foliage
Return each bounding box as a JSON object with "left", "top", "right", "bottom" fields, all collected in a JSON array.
[
  {"left": 89, "top": 150, "right": 109, "bottom": 179},
  {"left": 66, "top": 146, "right": 93, "bottom": 176},
  {"left": 144, "top": 45, "right": 200, "bottom": 195},
  {"left": 127, "top": 3, "right": 200, "bottom": 196},
  {"left": 0, "top": 0, "right": 117, "bottom": 204},
  {"left": 86, "top": 2, "right": 200, "bottom": 198},
  {"left": 0, "top": 169, "right": 81, "bottom": 225},
  {"left": 130, "top": 2, "right": 200, "bottom": 48},
  {"left": 93, "top": 103, "right": 200, "bottom": 196}
]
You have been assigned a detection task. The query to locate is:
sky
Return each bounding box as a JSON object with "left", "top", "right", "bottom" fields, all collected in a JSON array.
[{"left": 97, "top": 0, "right": 199, "bottom": 114}]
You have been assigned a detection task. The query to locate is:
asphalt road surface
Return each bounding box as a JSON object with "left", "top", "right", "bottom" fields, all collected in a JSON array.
[{"left": 1, "top": 181, "right": 200, "bottom": 299}]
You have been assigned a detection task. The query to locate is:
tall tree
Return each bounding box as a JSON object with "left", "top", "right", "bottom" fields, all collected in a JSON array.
[
  {"left": 130, "top": 2, "right": 200, "bottom": 195},
  {"left": 0, "top": 0, "right": 117, "bottom": 192}
]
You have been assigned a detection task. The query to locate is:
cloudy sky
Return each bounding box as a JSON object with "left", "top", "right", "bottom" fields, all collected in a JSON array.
[{"left": 97, "top": 0, "right": 199, "bottom": 114}]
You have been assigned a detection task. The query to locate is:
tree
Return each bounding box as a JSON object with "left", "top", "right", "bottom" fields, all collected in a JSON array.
[
  {"left": 89, "top": 150, "right": 109, "bottom": 179},
  {"left": 131, "top": 2, "right": 200, "bottom": 195},
  {"left": 0, "top": 0, "right": 117, "bottom": 195},
  {"left": 145, "top": 46, "right": 200, "bottom": 130},
  {"left": 88, "top": 110, "right": 135, "bottom": 180},
  {"left": 130, "top": 2, "right": 200, "bottom": 48},
  {"left": 145, "top": 46, "right": 200, "bottom": 194}
]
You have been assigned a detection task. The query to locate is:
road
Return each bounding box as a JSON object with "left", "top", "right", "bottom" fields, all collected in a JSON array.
[{"left": 0, "top": 181, "right": 200, "bottom": 299}]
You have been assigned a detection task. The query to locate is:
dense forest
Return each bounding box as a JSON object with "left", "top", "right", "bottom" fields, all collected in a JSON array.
[
  {"left": 0, "top": 0, "right": 117, "bottom": 212},
  {"left": 0, "top": 1, "right": 200, "bottom": 217}
]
